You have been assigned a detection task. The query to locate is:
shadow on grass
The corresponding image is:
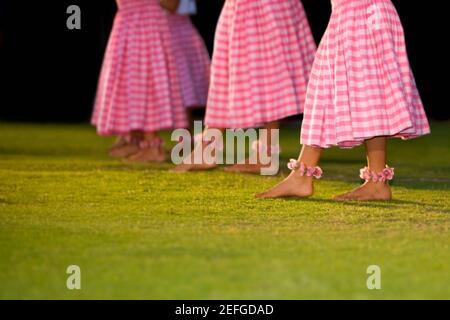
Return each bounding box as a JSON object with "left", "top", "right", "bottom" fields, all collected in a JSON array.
[
  {"left": 264, "top": 164, "right": 450, "bottom": 192},
  {"left": 272, "top": 197, "right": 450, "bottom": 214}
]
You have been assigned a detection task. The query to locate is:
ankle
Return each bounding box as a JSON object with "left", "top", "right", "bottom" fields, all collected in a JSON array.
[
  {"left": 364, "top": 181, "right": 390, "bottom": 189},
  {"left": 289, "top": 171, "right": 314, "bottom": 185},
  {"left": 139, "top": 137, "right": 165, "bottom": 149},
  {"left": 287, "top": 160, "right": 323, "bottom": 179}
]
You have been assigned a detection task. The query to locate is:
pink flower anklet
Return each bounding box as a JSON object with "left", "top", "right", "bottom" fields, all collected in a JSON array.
[
  {"left": 359, "top": 166, "right": 394, "bottom": 182},
  {"left": 287, "top": 159, "right": 323, "bottom": 179},
  {"left": 139, "top": 137, "right": 165, "bottom": 149}
]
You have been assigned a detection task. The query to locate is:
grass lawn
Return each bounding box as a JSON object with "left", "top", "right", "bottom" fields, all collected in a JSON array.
[{"left": 0, "top": 121, "right": 449, "bottom": 300}]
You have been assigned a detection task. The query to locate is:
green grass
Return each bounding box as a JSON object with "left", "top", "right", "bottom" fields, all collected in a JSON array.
[{"left": 0, "top": 121, "right": 449, "bottom": 300}]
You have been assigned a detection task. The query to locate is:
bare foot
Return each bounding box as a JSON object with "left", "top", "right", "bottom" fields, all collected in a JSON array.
[
  {"left": 224, "top": 163, "right": 272, "bottom": 174},
  {"left": 172, "top": 162, "right": 218, "bottom": 172},
  {"left": 109, "top": 136, "right": 127, "bottom": 150},
  {"left": 333, "top": 181, "right": 392, "bottom": 201},
  {"left": 256, "top": 174, "right": 314, "bottom": 199},
  {"left": 124, "top": 147, "right": 166, "bottom": 163},
  {"left": 109, "top": 143, "right": 140, "bottom": 158},
  {"left": 172, "top": 150, "right": 218, "bottom": 171},
  {"left": 172, "top": 142, "right": 219, "bottom": 172}
]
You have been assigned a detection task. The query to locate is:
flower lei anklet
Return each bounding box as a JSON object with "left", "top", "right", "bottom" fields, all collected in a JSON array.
[
  {"left": 139, "top": 137, "right": 165, "bottom": 149},
  {"left": 287, "top": 160, "right": 323, "bottom": 179},
  {"left": 359, "top": 166, "right": 394, "bottom": 182}
]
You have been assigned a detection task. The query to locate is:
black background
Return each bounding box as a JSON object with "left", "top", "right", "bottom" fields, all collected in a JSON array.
[
  {"left": 0, "top": 300, "right": 438, "bottom": 319},
  {"left": 0, "top": 0, "right": 448, "bottom": 122}
]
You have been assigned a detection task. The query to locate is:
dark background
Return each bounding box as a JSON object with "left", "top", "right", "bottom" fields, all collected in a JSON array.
[{"left": 0, "top": 0, "right": 448, "bottom": 122}]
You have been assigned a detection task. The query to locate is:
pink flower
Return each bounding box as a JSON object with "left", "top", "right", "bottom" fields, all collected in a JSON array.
[
  {"left": 299, "top": 162, "right": 306, "bottom": 176},
  {"left": 360, "top": 166, "right": 395, "bottom": 182},
  {"left": 359, "top": 167, "right": 372, "bottom": 181},
  {"left": 382, "top": 167, "right": 395, "bottom": 181},
  {"left": 287, "top": 159, "right": 300, "bottom": 171},
  {"left": 287, "top": 161, "right": 323, "bottom": 179},
  {"left": 306, "top": 166, "right": 315, "bottom": 177},
  {"left": 312, "top": 166, "right": 323, "bottom": 179},
  {"left": 372, "top": 173, "right": 379, "bottom": 182}
]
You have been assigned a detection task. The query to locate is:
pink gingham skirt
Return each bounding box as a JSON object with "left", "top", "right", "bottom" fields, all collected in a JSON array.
[
  {"left": 205, "top": 0, "right": 317, "bottom": 129},
  {"left": 92, "top": 0, "right": 187, "bottom": 136},
  {"left": 168, "top": 14, "right": 210, "bottom": 108},
  {"left": 301, "top": 0, "right": 430, "bottom": 148}
]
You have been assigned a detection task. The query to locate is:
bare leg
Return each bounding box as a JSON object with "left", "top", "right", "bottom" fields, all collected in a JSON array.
[
  {"left": 256, "top": 145, "right": 323, "bottom": 198},
  {"left": 333, "top": 137, "right": 392, "bottom": 201},
  {"left": 225, "top": 121, "right": 279, "bottom": 173},
  {"left": 172, "top": 127, "right": 223, "bottom": 172},
  {"left": 125, "top": 132, "right": 167, "bottom": 163}
]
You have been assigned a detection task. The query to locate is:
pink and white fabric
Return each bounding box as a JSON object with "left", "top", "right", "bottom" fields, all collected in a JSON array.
[
  {"left": 301, "top": 0, "right": 430, "bottom": 148},
  {"left": 205, "top": 0, "right": 317, "bottom": 129},
  {"left": 92, "top": 0, "right": 187, "bottom": 136},
  {"left": 168, "top": 13, "right": 211, "bottom": 108}
]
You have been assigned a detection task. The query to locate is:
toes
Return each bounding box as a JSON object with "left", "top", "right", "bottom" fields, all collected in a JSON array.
[
  {"left": 333, "top": 192, "right": 366, "bottom": 202},
  {"left": 255, "top": 191, "right": 274, "bottom": 199},
  {"left": 256, "top": 187, "right": 283, "bottom": 199},
  {"left": 333, "top": 193, "right": 349, "bottom": 201}
]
